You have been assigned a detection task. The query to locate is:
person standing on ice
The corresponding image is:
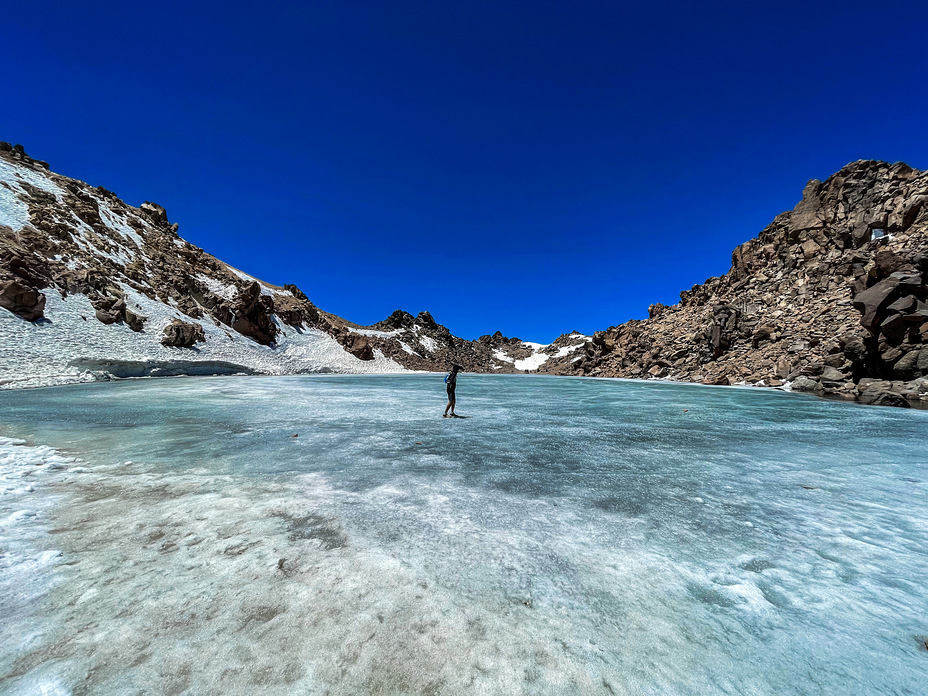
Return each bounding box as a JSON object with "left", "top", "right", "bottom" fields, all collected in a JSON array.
[{"left": 443, "top": 364, "right": 462, "bottom": 418}]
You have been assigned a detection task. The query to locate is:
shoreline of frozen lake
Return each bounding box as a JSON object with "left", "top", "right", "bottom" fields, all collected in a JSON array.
[{"left": 1, "top": 375, "right": 926, "bottom": 694}]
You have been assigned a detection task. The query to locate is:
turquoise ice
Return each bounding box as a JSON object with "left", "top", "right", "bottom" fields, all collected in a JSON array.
[{"left": 1, "top": 375, "right": 926, "bottom": 694}]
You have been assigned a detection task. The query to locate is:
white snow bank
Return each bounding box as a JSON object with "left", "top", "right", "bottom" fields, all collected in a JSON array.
[
  {"left": 0, "top": 289, "right": 406, "bottom": 389},
  {"left": 419, "top": 336, "right": 438, "bottom": 353},
  {"left": 514, "top": 352, "right": 549, "bottom": 371}
]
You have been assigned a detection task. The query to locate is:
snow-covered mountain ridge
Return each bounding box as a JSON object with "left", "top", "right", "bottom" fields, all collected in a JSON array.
[{"left": 0, "top": 143, "right": 585, "bottom": 387}]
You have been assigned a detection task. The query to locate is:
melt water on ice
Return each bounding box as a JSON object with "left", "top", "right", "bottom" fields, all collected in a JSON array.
[{"left": 1, "top": 375, "right": 927, "bottom": 695}]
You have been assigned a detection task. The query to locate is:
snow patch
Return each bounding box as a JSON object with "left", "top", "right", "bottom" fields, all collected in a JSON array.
[
  {"left": 514, "top": 353, "right": 549, "bottom": 371},
  {"left": 349, "top": 327, "right": 404, "bottom": 338},
  {"left": 397, "top": 341, "right": 420, "bottom": 356},
  {"left": 419, "top": 336, "right": 439, "bottom": 353},
  {"left": 96, "top": 198, "right": 145, "bottom": 250},
  {"left": 493, "top": 349, "right": 514, "bottom": 364},
  {"left": 521, "top": 341, "right": 548, "bottom": 351},
  {"left": 196, "top": 273, "right": 238, "bottom": 301},
  {"left": 0, "top": 159, "right": 64, "bottom": 231},
  {"left": 553, "top": 343, "right": 586, "bottom": 358}
]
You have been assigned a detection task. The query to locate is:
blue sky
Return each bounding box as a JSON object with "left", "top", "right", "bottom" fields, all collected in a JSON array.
[{"left": 4, "top": 1, "right": 928, "bottom": 341}]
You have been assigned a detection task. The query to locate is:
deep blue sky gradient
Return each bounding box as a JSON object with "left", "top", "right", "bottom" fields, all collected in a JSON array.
[{"left": 4, "top": 1, "right": 928, "bottom": 341}]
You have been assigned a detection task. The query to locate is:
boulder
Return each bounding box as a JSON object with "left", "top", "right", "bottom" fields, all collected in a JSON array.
[
  {"left": 161, "top": 320, "right": 205, "bottom": 348},
  {"left": 820, "top": 366, "right": 847, "bottom": 384},
  {"left": 140, "top": 201, "right": 168, "bottom": 225},
  {"left": 858, "top": 386, "right": 910, "bottom": 408},
  {"left": 791, "top": 375, "right": 821, "bottom": 392},
  {"left": 752, "top": 325, "right": 776, "bottom": 348},
  {"left": 0, "top": 280, "right": 46, "bottom": 321},
  {"left": 892, "top": 349, "right": 923, "bottom": 381},
  {"left": 648, "top": 303, "right": 667, "bottom": 319},
  {"left": 229, "top": 281, "right": 278, "bottom": 345},
  {"left": 851, "top": 276, "right": 900, "bottom": 332},
  {"left": 842, "top": 337, "right": 868, "bottom": 362},
  {"left": 342, "top": 334, "right": 374, "bottom": 361},
  {"left": 872, "top": 249, "right": 909, "bottom": 279},
  {"left": 125, "top": 309, "right": 147, "bottom": 332},
  {"left": 94, "top": 308, "right": 122, "bottom": 324},
  {"left": 879, "top": 313, "right": 908, "bottom": 345}
]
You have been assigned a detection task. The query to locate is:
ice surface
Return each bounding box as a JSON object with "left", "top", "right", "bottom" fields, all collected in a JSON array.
[{"left": 0, "top": 375, "right": 926, "bottom": 694}]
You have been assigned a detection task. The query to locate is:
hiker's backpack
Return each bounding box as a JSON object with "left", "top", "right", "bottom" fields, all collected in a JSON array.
[{"left": 444, "top": 373, "right": 451, "bottom": 384}]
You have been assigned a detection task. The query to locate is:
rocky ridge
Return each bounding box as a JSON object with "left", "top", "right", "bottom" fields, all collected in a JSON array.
[
  {"left": 0, "top": 143, "right": 582, "bottom": 386},
  {"left": 549, "top": 160, "right": 928, "bottom": 408}
]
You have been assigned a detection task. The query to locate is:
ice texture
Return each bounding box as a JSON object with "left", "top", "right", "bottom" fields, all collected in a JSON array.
[{"left": 0, "top": 375, "right": 926, "bottom": 694}]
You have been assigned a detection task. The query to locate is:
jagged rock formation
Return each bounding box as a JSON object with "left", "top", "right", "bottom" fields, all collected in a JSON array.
[
  {"left": 319, "top": 309, "right": 588, "bottom": 374},
  {"left": 550, "top": 160, "right": 928, "bottom": 408},
  {"left": 161, "top": 319, "right": 206, "bottom": 348}
]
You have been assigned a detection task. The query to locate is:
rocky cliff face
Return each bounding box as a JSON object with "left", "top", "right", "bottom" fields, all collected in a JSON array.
[
  {"left": 551, "top": 160, "right": 928, "bottom": 408},
  {"left": 0, "top": 143, "right": 584, "bottom": 387}
]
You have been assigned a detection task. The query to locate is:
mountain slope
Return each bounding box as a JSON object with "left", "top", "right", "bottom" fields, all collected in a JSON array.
[
  {"left": 546, "top": 160, "right": 928, "bottom": 407},
  {"left": 0, "top": 143, "right": 585, "bottom": 388}
]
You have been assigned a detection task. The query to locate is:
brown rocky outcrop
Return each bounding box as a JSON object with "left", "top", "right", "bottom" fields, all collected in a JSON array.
[
  {"left": 161, "top": 320, "right": 205, "bottom": 348},
  {"left": 227, "top": 281, "right": 278, "bottom": 345},
  {"left": 0, "top": 280, "right": 46, "bottom": 321},
  {"left": 549, "top": 159, "right": 928, "bottom": 407}
]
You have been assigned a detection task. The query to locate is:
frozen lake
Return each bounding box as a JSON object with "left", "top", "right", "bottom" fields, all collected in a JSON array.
[{"left": 1, "top": 374, "right": 927, "bottom": 694}]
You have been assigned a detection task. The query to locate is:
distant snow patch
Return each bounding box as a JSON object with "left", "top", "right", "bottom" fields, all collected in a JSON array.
[
  {"left": 398, "top": 341, "right": 419, "bottom": 356},
  {"left": 0, "top": 183, "right": 29, "bottom": 231},
  {"left": 553, "top": 343, "right": 586, "bottom": 358},
  {"left": 350, "top": 327, "right": 404, "bottom": 338},
  {"left": 515, "top": 353, "right": 549, "bottom": 371},
  {"left": 419, "top": 336, "right": 438, "bottom": 353},
  {"left": 493, "top": 349, "right": 514, "bottom": 363},
  {"left": 521, "top": 342, "right": 548, "bottom": 351},
  {"left": 226, "top": 265, "right": 258, "bottom": 283}
]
